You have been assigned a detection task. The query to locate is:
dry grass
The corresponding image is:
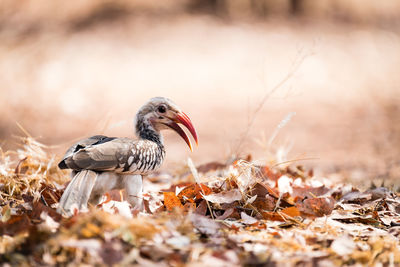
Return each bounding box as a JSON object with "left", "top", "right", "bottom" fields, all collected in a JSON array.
[{"left": 0, "top": 136, "right": 68, "bottom": 206}]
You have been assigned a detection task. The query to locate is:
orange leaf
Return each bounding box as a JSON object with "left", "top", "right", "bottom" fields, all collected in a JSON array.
[
  {"left": 178, "top": 183, "right": 212, "bottom": 202},
  {"left": 281, "top": 206, "right": 300, "bottom": 217},
  {"left": 163, "top": 192, "right": 183, "bottom": 211},
  {"left": 261, "top": 211, "right": 285, "bottom": 221}
]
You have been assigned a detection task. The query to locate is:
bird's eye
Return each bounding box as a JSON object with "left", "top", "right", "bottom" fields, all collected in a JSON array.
[{"left": 157, "top": 105, "right": 167, "bottom": 113}]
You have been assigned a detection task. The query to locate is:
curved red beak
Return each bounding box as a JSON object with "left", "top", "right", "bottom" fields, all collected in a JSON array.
[{"left": 163, "top": 112, "right": 198, "bottom": 151}]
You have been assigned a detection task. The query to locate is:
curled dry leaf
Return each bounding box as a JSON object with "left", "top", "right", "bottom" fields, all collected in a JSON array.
[{"left": 202, "top": 189, "right": 242, "bottom": 204}]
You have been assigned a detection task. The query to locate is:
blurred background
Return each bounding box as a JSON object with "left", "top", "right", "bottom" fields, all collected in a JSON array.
[{"left": 1, "top": 0, "right": 399, "bottom": 185}]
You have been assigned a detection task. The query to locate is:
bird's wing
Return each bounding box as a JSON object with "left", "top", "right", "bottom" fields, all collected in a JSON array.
[
  {"left": 59, "top": 137, "right": 141, "bottom": 172},
  {"left": 57, "top": 170, "right": 98, "bottom": 216},
  {"left": 59, "top": 135, "right": 112, "bottom": 168}
]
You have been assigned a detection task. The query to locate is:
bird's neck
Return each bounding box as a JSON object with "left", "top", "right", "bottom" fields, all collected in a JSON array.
[{"left": 135, "top": 118, "right": 163, "bottom": 147}]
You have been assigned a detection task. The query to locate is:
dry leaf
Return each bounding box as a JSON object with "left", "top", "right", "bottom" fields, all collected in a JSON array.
[
  {"left": 0, "top": 214, "right": 32, "bottom": 236},
  {"left": 297, "top": 197, "right": 335, "bottom": 217},
  {"left": 260, "top": 211, "right": 285, "bottom": 221},
  {"left": 164, "top": 192, "right": 183, "bottom": 211},
  {"left": 281, "top": 206, "right": 300, "bottom": 217},
  {"left": 177, "top": 183, "right": 212, "bottom": 202},
  {"left": 240, "top": 212, "right": 258, "bottom": 225},
  {"left": 292, "top": 185, "right": 329, "bottom": 200},
  {"left": 190, "top": 214, "right": 220, "bottom": 236},
  {"left": 202, "top": 189, "right": 242, "bottom": 204}
]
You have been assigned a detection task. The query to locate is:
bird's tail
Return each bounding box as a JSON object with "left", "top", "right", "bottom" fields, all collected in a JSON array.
[{"left": 57, "top": 170, "right": 98, "bottom": 217}]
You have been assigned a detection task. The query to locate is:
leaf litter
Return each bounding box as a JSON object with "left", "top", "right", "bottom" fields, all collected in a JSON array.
[{"left": 1, "top": 137, "right": 400, "bottom": 266}]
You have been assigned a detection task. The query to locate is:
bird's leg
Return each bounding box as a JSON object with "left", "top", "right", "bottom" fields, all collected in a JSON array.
[
  {"left": 123, "top": 174, "right": 143, "bottom": 211},
  {"left": 89, "top": 172, "right": 121, "bottom": 206}
]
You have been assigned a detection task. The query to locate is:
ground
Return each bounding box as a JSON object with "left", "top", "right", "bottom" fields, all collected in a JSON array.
[{"left": 1, "top": 137, "right": 400, "bottom": 266}]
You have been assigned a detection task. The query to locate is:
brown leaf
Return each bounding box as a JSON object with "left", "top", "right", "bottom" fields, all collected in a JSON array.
[
  {"left": 30, "top": 201, "right": 62, "bottom": 222},
  {"left": 341, "top": 191, "right": 372, "bottom": 204},
  {"left": 195, "top": 200, "right": 208, "bottom": 216},
  {"left": 253, "top": 182, "right": 280, "bottom": 199},
  {"left": 297, "top": 197, "right": 335, "bottom": 217},
  {"left": 252, "top": 196, "right": 277, "bottom": 212},
  {"left": 260, "top": 211, "right": 285, "bottom": 221},
  {"left": 164, "top": 192, "right": 183, "bottom": 211},
  {"left": 215, "top": 208, "right": 235, "bottom": 220},
  {"left": 292, "top": 185, "right": 329, "bottom": 200},
  {"left": 0, "top": 214, "right": 32, "bottom": 236}
]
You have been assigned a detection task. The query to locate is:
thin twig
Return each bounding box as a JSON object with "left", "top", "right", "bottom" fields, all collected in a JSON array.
[
  {"left": 234, "top": 49, "right": 310, "bottom": 156},
  {"left": 187, "top": 158, "right": 214, "bottom": 219},
  {"left": 271, "top": 157, "right": 319, "bottom": 168}
]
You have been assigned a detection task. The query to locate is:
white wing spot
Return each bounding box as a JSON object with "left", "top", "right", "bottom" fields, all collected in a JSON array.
[{"left": 128, "top": 156, "right": 134, "bottom": 165}]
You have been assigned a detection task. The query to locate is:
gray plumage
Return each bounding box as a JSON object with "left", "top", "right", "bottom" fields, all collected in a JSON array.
[
  {"left": 57, "top": 97, "right": 197, "bottom": 217},
  {"left": 57, "top": 170, "right": 97, "bottom": 215},
  {"left": 59, "top": 137, "right": 165, "bottom": 174}
]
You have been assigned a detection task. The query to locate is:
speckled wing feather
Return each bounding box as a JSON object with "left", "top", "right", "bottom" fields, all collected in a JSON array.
[
  {"left": 58, "top": 135, "right": 112, "bottom": 169},
  {"left": 59, "top": 136, "right": 165, "bottom": 174},
  {"left": 57, "top": 170, "right": 97, "bottom": 216}
]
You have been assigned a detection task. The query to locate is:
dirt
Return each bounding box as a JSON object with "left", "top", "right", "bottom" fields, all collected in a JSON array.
[{"left": 0, "top": 14, "right": 399, "bottom": 186}]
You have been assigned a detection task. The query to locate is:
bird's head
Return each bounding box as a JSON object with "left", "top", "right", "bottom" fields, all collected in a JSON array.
[{"left": 135, "top": 97, "right": 198, "bottom": 151}]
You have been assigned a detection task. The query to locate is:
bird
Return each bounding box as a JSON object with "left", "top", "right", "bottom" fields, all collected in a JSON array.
[{"left": 57, "top": 97, "right": 198, "bottom": 216}]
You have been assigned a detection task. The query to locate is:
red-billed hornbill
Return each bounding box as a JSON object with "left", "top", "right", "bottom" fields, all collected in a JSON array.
[{"left": 57, "top": 97, "right": 198, "bottom": 216}]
